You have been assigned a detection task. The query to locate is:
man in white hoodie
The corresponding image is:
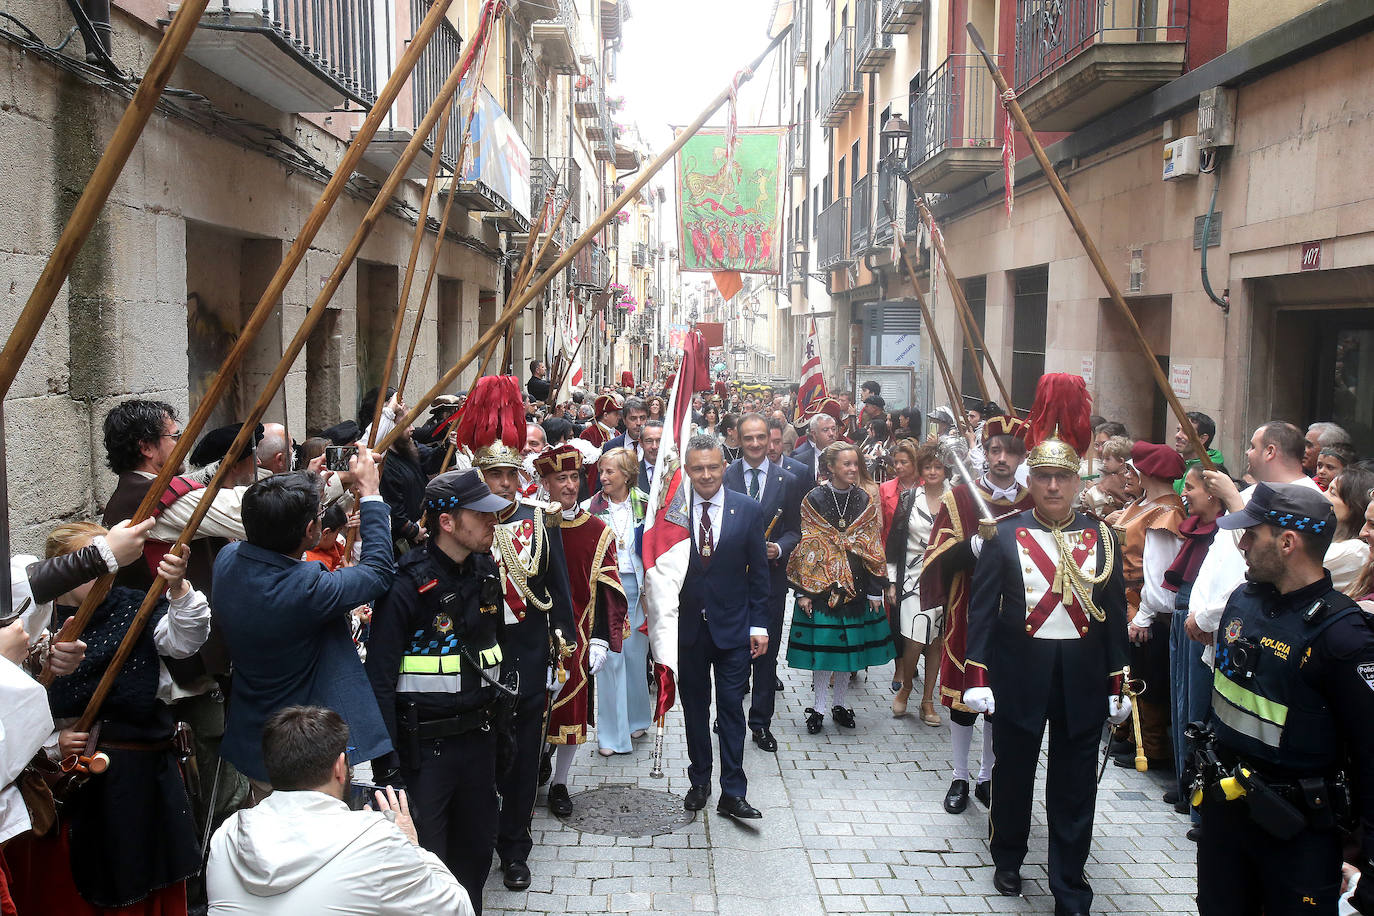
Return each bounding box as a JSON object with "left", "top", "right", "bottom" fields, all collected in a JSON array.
[{"left": 207, "top": 705, "right": 473, "bottom": 915}]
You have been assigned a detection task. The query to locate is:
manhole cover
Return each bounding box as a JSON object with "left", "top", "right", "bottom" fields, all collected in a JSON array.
[{"left": 557, "top": 785, "right": 694, "bottom": 836}]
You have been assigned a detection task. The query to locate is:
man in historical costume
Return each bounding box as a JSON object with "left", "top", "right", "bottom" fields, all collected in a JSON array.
[
  {"left": 535, "top": 444, "right": 627, "bottom": 816},
  {"left": 920, "top": 415, "right": 1034, "bottom": 814},
  {"left": 578, "top": 393, "right": 622, "bottom": 495},
  {"left": 456, "top": 376, "right": 577, "bottom": 892},
  {"left": 960, "top": 373, "right": 1131, "bottom": 916}
]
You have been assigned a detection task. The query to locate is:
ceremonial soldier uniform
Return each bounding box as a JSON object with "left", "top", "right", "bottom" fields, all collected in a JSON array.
[
  {"left": 579, "top": 394, "right": 622, "bottom": 494},
  {"left": 1195, "top": 483, "right": 1374, "bottom": 916},
  {"left": 962, "top": 374, "right": 1130, "bottom": 916},
  {"left": 365, "top": 470, "right": 513, "bottom": 914}
]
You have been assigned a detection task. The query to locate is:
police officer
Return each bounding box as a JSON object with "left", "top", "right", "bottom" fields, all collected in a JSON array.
[
  {"left": 365, "top": 470, "right": 513, "bottom": 914},
  {"left": 1197, "top": 482, "right": 1374, "bottom": 915}
]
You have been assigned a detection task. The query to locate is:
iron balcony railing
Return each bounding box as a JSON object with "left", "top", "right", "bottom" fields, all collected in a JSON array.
[
  {"left": 910, "top": 54, "right": 1002, "bottom": 168},
  {"left": 632, "top": 243, "right": 650, "bottom": 268},
  {"left": 818, "top": 26, "right": 859, "bottom": 124},
  {"left": 854, "top": 0, "right": 893, "bottom": 72},
  {"left": 817, "top": 197, "right": 850, "bottom": 269},
  {"left": 881, "top": 0, "right": 922, "bottom": 31},
  {"left": 1014, "top": 0, "right": 1189, "bottom": 91},
  {"left": 787, "top": 122, "right": 806, "bottom": 175},
  {"left": 215, "top": 0, "right": 378, "bottom": 105},
  {"left": 530, "top": 156, "right": 557, "bottom": 217},
  {"left": 850, "top": 174, "right": 873, "bottom": 253},
  {"left": 410, "top": 0, "right": 462, "bottom": 167}
]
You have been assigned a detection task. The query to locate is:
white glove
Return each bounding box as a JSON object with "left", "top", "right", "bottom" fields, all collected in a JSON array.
[
  {"left": 1108, "top": 694, "right": 1132, "bottom": 726},
  {"left": 546, "top": 666, "right": 564, "bottom": 700},
  {"left": 588, "top": 639, "right": 609, "bottom": 675},
  {"left": 970, "top": 534, "right": 985, "bottom": 559},
  {"left": 963, "top": 686, "right": 995, "bottom": 715}
]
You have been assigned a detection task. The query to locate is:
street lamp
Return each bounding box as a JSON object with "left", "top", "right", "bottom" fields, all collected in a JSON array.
[
  {"left": 788, "top": 244, "right": 807, "bottom": 284},
  {"left": 880, "top": 113, "right": 910, "bottom": 163}
]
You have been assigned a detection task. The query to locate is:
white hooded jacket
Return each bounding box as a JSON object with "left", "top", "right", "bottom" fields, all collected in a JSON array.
[{"left": 207, "top": 789, "right": 473, "bottom": 915}]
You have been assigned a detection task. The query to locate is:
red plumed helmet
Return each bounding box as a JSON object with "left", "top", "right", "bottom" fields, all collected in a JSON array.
[
  {"left": 1026, "top": 373, "right": 1092, "bottom": 456},
  {"left": 454, "top": 375, "right": 527, "bottom": 454}
]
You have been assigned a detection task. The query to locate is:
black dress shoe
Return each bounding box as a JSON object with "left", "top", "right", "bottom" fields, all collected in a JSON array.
[
  {"left": 717, "top": 795, "right": 763, "bottom": 819},
  {"left": 804, "top": 707, "right": 824, "bottom": 734},
  {"left": 547, "top": 783, "right": 573, "bottom": 817},
  {"left": 752, "top": 727, "right": 778, "bottom": 752},
  {"left": 683, "top": 784, "right": 710, "bottom": 811},
  {"left": 1186, "top": 826, "right": 1201, "bottom": 842},
  {"left": 502, "top": 860, "right": 532, "bottom": 890},
  {"left": 944, "top": 778, "right": 970, "bottom": 814},
  {"left": 831, "top": 705, "right": 856, "bottom": 728},
  {"left": 775, "top": 676, "right": 784, "bottom": 692},
  {"left": 1113, "top": 752, "right": 1174, "bottom": 771},
  {"left": 992, "top": 867, "right": 1021, "bottom": 896},
  {"left": 1163, "top": 788, "right": 1180, "bottom": 804},
  {"left": 973, "top": 780, "right": 991, "bottom": 808}
]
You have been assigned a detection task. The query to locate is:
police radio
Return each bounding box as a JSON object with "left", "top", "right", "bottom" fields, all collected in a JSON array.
[{"left": 1216, "top": 633, "right": 1261, "bottom": 680}]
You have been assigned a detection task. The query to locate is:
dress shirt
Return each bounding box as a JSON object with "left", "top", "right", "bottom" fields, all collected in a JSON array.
[
  {"left": 741, "top": 457, "right": 770, "bottom": 503},
  {"left": 980, "top": 476, "right": 1020, "bottom": 502}
]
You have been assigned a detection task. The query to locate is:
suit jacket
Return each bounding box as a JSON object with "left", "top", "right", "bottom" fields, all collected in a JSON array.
[
  {"left": 677, "top": 489, "right": 770, "bottom": 650},
  {"left": 789, "top": 442, "right": 821, "bottom": 490},
  {"left": 603, "top": 433, "right": 640, "bottom": 457},
  {"left": 778, "top": 453, "right": 812, "bottom": 494},
  {"left": 213, "top": 499, "right": 396, "bottom": 781},
  {"left": 723, "top": 459, "right": 801, "bottom": 602},
  {"left": 636, "top": 459, "right": 656, "bottom": 495}
]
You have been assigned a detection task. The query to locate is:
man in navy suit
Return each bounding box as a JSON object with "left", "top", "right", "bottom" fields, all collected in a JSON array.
[
  {"left": 790, "top": 412, "right": 839, "bottom": 488},
  {"left": 603, "top": 396, "right": 648, "bottom": 461},
  {"left": 637, "top": 420, "right": 663, "bottom": 495},
  {"left": 678, "top": 435, "right": 770, "bottom": 820},
  {"left": 769, "top": 417, "right": 812, "bottom": 493},
  {"left": 724, "top": 414, "right": 801, "bottom": 752},
  {"left": 214, "top": 450, "right": 396, "bottom": 792}
]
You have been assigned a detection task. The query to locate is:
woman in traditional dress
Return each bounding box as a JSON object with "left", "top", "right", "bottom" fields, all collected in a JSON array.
[
  {"left": 584, "top": 447, "right": 652, "bottom": 755},
  {"left": 786, "top": 443, "right": 894, "bottom": 735},
  {"left": 13, "top": 522, "right": 207, "bottom": 916},
  {"left": 885, "top": 443, "right": 950, "bottom": 724}
]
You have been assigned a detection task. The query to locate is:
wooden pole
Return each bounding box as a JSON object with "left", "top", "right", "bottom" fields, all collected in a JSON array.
[
  {"left": 365, "top": 97, "right": 457, "bottom": 445},
  {"left": 964, "top": 24, "right": 1213, "bottom": 469},
  {"left": 0, "top": 0, "right": 212, "bottom": 400},
  {"left": 895, "top": 235, "right": 968, "bottom": 436},
  {"left": 911, "top": 192, "right": 1016, "bottom": 413},
  {"left": 69, "top": 1, "right": 501, "bottom": 725},
  {"left": 37, "top": 0, "right": 465, "bottom": 682},
  {"left": 396, "top": 90, "right": 487, "bottom": 400},
  {"left": 377, "top": 26, "right": 793, "bottom": 453}
]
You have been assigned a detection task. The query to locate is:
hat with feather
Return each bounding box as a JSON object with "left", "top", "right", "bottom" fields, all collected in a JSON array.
[{"left": 455, "top": 375, "right": 526, "bottom": 471}]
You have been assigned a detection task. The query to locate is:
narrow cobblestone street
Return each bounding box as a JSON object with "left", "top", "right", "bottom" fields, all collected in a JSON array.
[{"left": 484, "top": 618, "right": 1199, "bottom": 916}]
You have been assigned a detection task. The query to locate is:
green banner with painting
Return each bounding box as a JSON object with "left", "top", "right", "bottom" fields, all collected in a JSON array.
[{"left": 674, "top": 127, "right": 786, "bottom": 275}]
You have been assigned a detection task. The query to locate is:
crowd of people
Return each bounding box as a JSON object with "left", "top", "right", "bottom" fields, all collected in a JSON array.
[{"left": 1, "top": 356, "right": 1372, "bottom": 916}]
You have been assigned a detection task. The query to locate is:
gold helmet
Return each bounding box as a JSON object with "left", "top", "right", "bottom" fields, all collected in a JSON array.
[
  {"left": 472, "top": 441, "right": 524, "bottom": 471},
  {"left": 1024, "top": 373, "right": 1092, "bottom": 474}
]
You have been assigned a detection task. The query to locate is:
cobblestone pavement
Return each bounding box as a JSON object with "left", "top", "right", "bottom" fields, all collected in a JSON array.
[{"left": 483, "top": 630, "right": 1198, "bottom": 916}]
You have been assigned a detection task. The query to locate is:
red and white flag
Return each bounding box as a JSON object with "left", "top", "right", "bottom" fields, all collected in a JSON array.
[
  {"left": 640, "top": 329, "right": 710, "bottom": 713},
  {"left": 794, "top": 317, "right": 827, "bottom": 422}
]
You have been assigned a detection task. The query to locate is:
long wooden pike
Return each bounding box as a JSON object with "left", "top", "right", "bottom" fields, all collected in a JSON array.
[
  {"left": 965, "top": 24, "right": 1213, "bottom": 468},
  {"left": 0, "top": 0, "right": 210, "bottom": 400},
  {"left": 36, "top": 0, "right": 465, "bottom": 682},
  {"left": 894, "top": 235, "right": 967, "bottom": 435},
  {"left": 69, "top": 1, "right": 503, "bottom": 728},
  {"left": 365, "top": 98, "right": 458, "bottom": 445},
  {"left": 377, "top": 26, "right": 794, "bottom": 453},
  {"left": 911, "top": 192, "right": 1016, "bottom": 413}
]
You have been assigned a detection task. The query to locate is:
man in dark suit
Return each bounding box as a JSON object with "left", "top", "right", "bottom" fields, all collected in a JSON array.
[
  {"left": 724, "top": 415, "right": 801, "bottom": 753},
  {"left": 213, "top": 450, "right": 396, "bottom": 794},
  {"left": 604, "top": 396, "right": 649, "bottom": 462},
  {"left": 768, "top": 417, "right": 812, "bottom": 493},
  {"left": 790, "top": 411, "right": 839, "bottom": 487},
  {"left": 678, "top": 435, "right": 770, "bottom": 820},
  {"left": 637, "top": 420, "right": 664, "bottom": 495}
]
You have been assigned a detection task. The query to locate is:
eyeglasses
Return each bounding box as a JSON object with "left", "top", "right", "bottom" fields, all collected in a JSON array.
[{"left": 162, "top": 431, "right": 183, "bottom": 441}]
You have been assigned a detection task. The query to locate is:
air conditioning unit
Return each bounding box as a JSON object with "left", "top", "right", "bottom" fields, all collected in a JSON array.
[{"left": 1163, "top": 136, "right": 1200, "bottom": 181}]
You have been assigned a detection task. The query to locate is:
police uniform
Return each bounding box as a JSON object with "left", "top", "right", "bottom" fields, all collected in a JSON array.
[
  {"left": 1196, "top": 483, "right": 1374, "bottom": 916},
  {"left": 364, "top": 470, "right": 512, "bottom": 913}
]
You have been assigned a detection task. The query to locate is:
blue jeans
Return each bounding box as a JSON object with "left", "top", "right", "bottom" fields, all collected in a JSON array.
[{"left": 1170, "top": 583, "right": 1211, "bottom": 824}]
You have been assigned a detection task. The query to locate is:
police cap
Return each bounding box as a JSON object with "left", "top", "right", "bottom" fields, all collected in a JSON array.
[
  {"left": 424, "top": 469, "right": 512, "bottom": 514},
  {"left": 1217, "top": 482, "right": 1336, "bottom": 535}
]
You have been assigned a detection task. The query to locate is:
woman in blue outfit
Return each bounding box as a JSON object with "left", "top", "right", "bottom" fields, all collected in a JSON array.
[{"left": 584, "top": 447, "right": 652, "bottom": 755}]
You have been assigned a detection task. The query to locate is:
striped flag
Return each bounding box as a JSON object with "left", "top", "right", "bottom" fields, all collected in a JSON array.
[
  {"left": 641, "top": 329, "right": 710, "bottom": 711},
  {"left": 794, "top": 317, "right": 827, "bottom": 422}
]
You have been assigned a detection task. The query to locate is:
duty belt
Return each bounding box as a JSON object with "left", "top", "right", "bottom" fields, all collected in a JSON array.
[{"left": 403, "top": 705, "right": 494, "bottom": 739}]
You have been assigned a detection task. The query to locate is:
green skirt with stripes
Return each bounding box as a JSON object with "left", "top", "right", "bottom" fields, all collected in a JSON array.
[{"left": 786, "top": 598, "right": 896, "bottom": 673}]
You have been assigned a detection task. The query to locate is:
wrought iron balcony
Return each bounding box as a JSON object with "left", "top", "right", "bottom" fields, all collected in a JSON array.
[
  {"left": 907, "top": 54, "right": 1003, "bottom": 194},
  {"left": 530, "top": 0, "right": 579, "bottom": 74},
  {"left": 793, "top": 0, "right": 809, "bottom": 66},
  {"left": 530, "top": 157, "right": 558, "bottom": 219},
  {"left": 817, "top": 197, "right": 850, "bottom": 270},
  {"left": 881, "top": 0, "right": 922, "bottom": 34},
  {"left": 855, "top": 0, "right": 894, "bottom": 74},
  {"left": 177, "top": 0, "right": 378, "bottom": 112},
  {"left": 574, "top": 69, "right": 602, "bottom": 119},
  {"left": 632, "top": 243, "right": 650, "bottom": 269},
  {"left": 819, "top": 27, "right": 861, "bottom": 129},
  {"left": 787, "top": 122, "right": 806, "bottom": 176},
  {"left": 850, "top": 174, "right": 873, "bottom": 253},
  {"left": 1014, "top": 0, "right": 1187, "bottom": 130},
  {"left": 411, "top": 1, "right": 463, "bottom": 170}
]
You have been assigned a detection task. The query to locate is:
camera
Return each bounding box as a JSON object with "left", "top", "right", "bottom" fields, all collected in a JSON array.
[{"left": 324, "top": 444, "right": 358, "bottom": 472}]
